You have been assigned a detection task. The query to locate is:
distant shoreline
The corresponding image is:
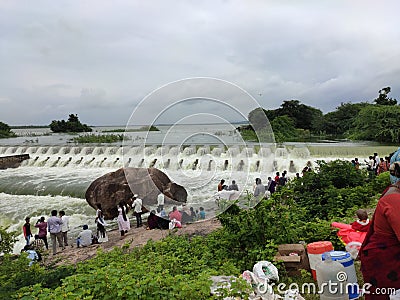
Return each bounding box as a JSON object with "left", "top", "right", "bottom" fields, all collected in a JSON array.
[{"left": 10, "top": 122, "right": 249, "bottom": 128}]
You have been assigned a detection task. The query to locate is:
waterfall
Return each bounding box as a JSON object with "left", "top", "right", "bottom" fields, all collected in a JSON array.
[
  {"left": 211, "top": 147, "right": 222, "bottom": 157},
  {"left": 0, "top": 145, "right": 320, "bottom": 173}
]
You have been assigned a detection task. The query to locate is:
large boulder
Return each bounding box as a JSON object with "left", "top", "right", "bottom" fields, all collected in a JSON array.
[{"left": 85, "top": 167, "right": 187, "bottom": 220}]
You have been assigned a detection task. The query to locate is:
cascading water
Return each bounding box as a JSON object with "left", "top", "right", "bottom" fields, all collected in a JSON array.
[{"left": 0, "top": 144, "right": 322, "bottom": 175}]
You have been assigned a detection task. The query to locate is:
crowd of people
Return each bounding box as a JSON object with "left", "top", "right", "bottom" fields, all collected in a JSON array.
[
  {"left": 216, "top": 167, "right": 305, "bottom": 201},
  {"left": 354, "top": 152, "right": 391, "bottom": 176},
  {"left": 22, "top": 209, "right": 70, "bottom": 257},
  {"left": 21, "top": 191, "right": 209, "bottom": 262}
]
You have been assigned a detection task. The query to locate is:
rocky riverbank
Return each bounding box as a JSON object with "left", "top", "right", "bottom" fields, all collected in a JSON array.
[{"left": 42, "top": 218, "right": 222, "bottom": 266}]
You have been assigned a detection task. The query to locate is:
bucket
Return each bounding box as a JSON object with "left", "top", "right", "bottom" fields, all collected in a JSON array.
[
  {"left": 316, "top": 252, "right": 349, "bottom": 300},
  {"left": 307, "top": 241, "right": 334, "bottom": 280},
  {"left": 322, "top": 251, "right": 359, "bottom": 299}
]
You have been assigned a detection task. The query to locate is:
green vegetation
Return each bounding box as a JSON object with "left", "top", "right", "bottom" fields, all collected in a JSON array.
[
  {"left": 0, "top": 160, "right": 389, "bottom": 299},
  {"left": 349, "top": 105, "right": 400, "bottom": 142},
  {"left": 243, "top": 87, "right": 400, "bottom": 143},
  {"left": 135, "top": 125, "right": 160, "bottom": 132},
  {"left": 0, "top": 121, "right": 16, "bottom": 138},
  {"left": 50, "top": 114, "right": 92, "bottom": 133},
  {"left": 10, "top": 125, "right": 49, "bottom": 129},
  {"left": 0, "top": 226, "right": 18, "bottom": 254},
  {"left": 102, "top": 128, "right": 127, "bottom": 132},
  {"left": 72, "top": 134, "right": 126, "bottom": 143},
  {"left": 102, "top": 125, "right": 160, "bottom": 133}
]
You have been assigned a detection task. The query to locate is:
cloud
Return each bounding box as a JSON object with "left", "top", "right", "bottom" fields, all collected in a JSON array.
[
  {"left": 0, "top": 0, "right": 400, "bottom": 124},
  {"left": 0, "top": 97, "right": 11, "bottom": 104}
]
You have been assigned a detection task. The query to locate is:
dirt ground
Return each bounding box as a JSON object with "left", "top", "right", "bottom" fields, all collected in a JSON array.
[{"left": 42, "top": 218, "right": 222, "bottom": 266}]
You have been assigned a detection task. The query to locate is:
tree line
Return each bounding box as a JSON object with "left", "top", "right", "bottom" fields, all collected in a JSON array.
[{"left": 245, "top": 86, "right": 400, "bottom": 143}]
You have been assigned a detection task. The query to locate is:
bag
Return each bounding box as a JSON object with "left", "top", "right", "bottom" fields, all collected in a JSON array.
[
  {"left": 390, "top": 289, "right": 400, "bottom": 300},
  {"left": 253, "top": 261, "right": 279, "bottom": 283}
]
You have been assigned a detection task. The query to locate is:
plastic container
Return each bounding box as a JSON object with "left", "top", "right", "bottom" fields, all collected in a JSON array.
[
  {"left": 345, "top": 242, "right": 362, "bottom": 260},
  {"left": 322, "top": 251, "right": 359, "bottom": 299},
  {"left": 307, "top": 241, "right": 334, "bottom": 280},
  {"left": 316, "top": 252, "right": 349, "bottom": 300}
]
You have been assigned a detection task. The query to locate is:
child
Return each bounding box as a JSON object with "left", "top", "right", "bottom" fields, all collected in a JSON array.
[
  {"left": 199, "top": 207, "right": 206, "bottom": 220},
  {"left": 351, "top": 209, "right": 370, "bottom": 232}
]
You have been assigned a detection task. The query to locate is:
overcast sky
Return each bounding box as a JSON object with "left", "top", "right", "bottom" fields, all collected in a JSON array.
[{"left": 1, "top": 0, "right": 400, "bottom": 126}]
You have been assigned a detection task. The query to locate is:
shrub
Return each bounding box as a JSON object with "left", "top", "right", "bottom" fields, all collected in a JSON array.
[
  {"left": 73, "top": 133, "right": 126, "bottom": 143},
  {"left": 0, "top": 226, "right": 18, "bottom": 254}
]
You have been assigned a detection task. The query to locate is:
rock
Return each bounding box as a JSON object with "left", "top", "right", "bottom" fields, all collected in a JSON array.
[
  {"left": 85, "top": 167, "right": 187, "bottom": 219},
  {"left": 0, "top": 154, "right": 30, "bottom": 169}
]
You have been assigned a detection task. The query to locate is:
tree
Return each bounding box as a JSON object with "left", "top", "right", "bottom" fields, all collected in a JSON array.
[
  {"left": 260, "top": 100, "right": 323, "bottom": 132},
  {"left": 0, "top": 121, "right": 11, "bottom": 133},
  {"left": 351, "top": 105, "right": 400, "bottom": 143},
  {"left": 374, "top": 87, "right": 397, "bottom": 105},
  {"left": 49, "top": 114, "right": 92, "bottom": 133},
  {"left": 270, "top": 115, "right": 297, "bottom": 142},
  {"left": 68, "top": 114, "right": 79, "bottom": 123},
  {"left": 321, "top": 102, "right": 369, "bottom": 136},
  {"left": 278, "top": 100, "right": 323, "bottom": 131},
  {"left": 0, "top": 121, "right": 16, "bottom": 138}
]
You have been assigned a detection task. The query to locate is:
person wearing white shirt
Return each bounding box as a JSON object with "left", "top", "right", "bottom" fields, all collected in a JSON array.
[
  {"left": 59, "top": 210, "right": 69, "bottom": 246},
  {"left": 157, "top": 193, "right": 165, "bottom": 210},
  {"left": 76, "top": 225, "right": 93, "bottom": 247},
  {"left": 132, "top": 194, "right": 143, "bottom": 228}
]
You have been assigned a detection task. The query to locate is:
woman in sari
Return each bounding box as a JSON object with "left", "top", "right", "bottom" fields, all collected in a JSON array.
[{"left": 360, "top": 148, "right": 400, "bottom": 299}]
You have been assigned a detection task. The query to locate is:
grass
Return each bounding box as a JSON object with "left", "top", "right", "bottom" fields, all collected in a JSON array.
[{"left": 72, "top": 134, "right": 128, "bottom": 143}]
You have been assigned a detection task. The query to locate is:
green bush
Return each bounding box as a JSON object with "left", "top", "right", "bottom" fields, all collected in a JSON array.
[
  {"left": 291, "top": 160, "right": 376, "bottom": 219},
  {"left": 0, "top": 253, "right": 75, "bottom": 299},
  {"left": 0, "top": 227, "right": 18, "bottom": 254},
  {"left": 73, "top": 134, "right": 126, "bottom": 143},
  {"left": 14, "top": 237, "right": 245, "bottom": 299}
]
